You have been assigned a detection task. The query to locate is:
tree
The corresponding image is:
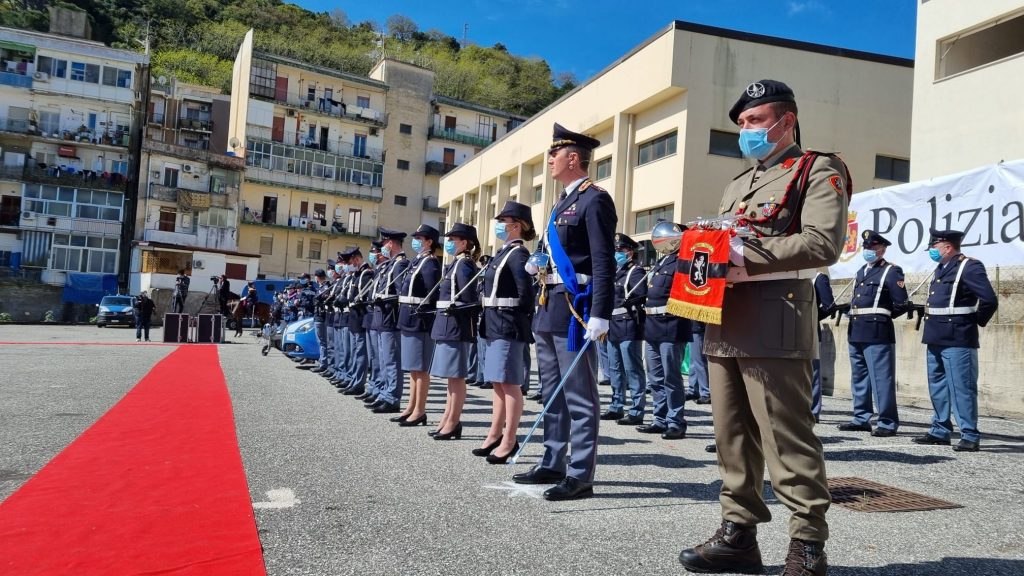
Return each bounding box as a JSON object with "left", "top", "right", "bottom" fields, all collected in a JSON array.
[
  {"left": 328, "top": 8, "right": 348, "bottom": 29},
  {"left": 386, "top": 14, "right": 417, "bottom": 41}
]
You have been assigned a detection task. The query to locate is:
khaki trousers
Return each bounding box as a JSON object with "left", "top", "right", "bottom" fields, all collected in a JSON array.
[{"left": 708, "top": 355, "right": 830, "bottom": 541}]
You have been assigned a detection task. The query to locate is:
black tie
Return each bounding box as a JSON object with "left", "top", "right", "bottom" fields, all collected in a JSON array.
[{"left": 558, "top": 189, "right": 567, "bottom": 202}]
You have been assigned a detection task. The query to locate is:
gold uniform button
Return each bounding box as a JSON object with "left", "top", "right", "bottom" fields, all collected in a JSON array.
[
  {"left": 787, "top": 293, "right": 794, "bottom": 299},
  {"left": 738, "top": 201, "right": 747, "bottom": 210}
]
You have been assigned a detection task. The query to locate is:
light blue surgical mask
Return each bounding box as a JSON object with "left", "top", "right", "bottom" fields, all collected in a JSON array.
[
  {"left": 494, "top": 222, "right": 509, "bottom": 241},
  {"left": 928, "top": 248, "right": 942, "bottom": 262},
  {"left": 444, "top": 239, "right": 457, "bottom": 255},
  {"left": 862, "top": 249, "right": 877, "bottom": 263},
  {"left": 738, "top": 116, "right": 785, "bottom": 161},
  {"left": 381, "top": 245, "right": 392, "bottom": 258},
  {"left": 411, "top": 238, "right": 424, "bottom": 253},
  {"left": 369, "top": 253, "right": 378, "bottom": 265},
  {"left": 614, "top": 252, "right": 629, "bottom": 267}
]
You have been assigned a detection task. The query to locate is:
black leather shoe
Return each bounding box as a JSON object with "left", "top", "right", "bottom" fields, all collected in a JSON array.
[
  {"left": 705, "top": 443, "right": 717, "bottom": 453},
  {"left": 372, "top": 402, "right": 400, "bottom": 414},
  {"left": 543, "top": 477, "right": 593, "bottom": 501},
  {"left": 780, "top": 538, "right": 827, "bottom": 576},
  {"left": 600, "top": 410, "right": 624, "bottom": 421},
  {"left": 366, "top": 399, "right": 386, "bottom": 410},
  {"left": 432, "top": 423, "right": 462, "bottom": 440},
  {"left": 637, "top": 424, "right": 667, "bottom": 434},
  {"left": 354, "top": 391, "right": 373, "bottom": 400},
  {"left": 310, "top": 366, "right": 326, "bottom": 374},
  {"left": 953, "top": 439, "right": 980, "bottom": 452},
  {"left": 678, "top": 521, "right": 763, "bottom": 574},
  {"left": 871, "top": 428, "right": 897, "bottom": 438},
  {"left": 472, "top": 436, "right": 503, "bottom": 457},
  {"left": 342, "top": 386, "right": 364, "bottom": 396},
  {"left": 599, "top": 379, "right": 611, "bottom": 387},
  {"left": 399, "top": 414, "right": 428, "bottom": 427},
  {"left": 616, "top": 414, "right": 643, "bottom": 426},
  {"left": 837, "top": 422, "right": 872, "bottom": 432},
  {"left": 912, "top": 433, "right": 951, "bottom": 445},
  {"left": 527, "top": 391, "right": 543, "bottom": 402},
  {"left": 478, "top": 382, "right": 493, "bottom": 389},
  {"left": 685, "top": 391, "right": 700, "bottom": 401},
  {"left": 362, "top": 395, "right": 379, "bottom": 405},
  {"left": 389, "top": 413, "right": 410, "bottom": 423},
  {"left": 512, "top": 465, "right": 566, "bottom": 485},
  {"left": 662, "top": 427, "right": 686, "bottom": 440},
  {"left": 696, "top": 396, "right": 711, "bottom": 405}
]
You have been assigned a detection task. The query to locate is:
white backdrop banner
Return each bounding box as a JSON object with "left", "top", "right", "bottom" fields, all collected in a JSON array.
[{"left": 828, "top": 159, "right": 1024, "bottom": 279}]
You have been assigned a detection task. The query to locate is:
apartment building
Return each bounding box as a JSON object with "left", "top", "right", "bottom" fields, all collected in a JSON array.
[
  {"left": 0, "top": 18, "right": 146, "bottom": 286},
  {"left": 132, "top": 80, "right": 256, "bottom": 297},
  {"left": 438, "top": 21, "right": 915, "bottom": 261}
]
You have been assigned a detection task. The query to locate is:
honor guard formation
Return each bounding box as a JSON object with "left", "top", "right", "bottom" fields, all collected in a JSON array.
[{"left": 256, "top": 81, "right": 1000, "bottom": 576}]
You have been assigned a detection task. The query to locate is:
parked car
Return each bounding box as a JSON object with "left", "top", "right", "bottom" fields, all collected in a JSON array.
[
  {"left": 281, "top": 317, "right": 319, "bottom": 360},
  {"left": 96, "top": 295, "right": 135, "bottom": 327}
]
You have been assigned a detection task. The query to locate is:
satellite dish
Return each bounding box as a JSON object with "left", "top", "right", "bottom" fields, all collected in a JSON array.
[
  {"left": 157, "top": 75, "right": 168, "bottom": 86},
  {"left": 229, "top": 137, "right": 240, "bottom": 149}
]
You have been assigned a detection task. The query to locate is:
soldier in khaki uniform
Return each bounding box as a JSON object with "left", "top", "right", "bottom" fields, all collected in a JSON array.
[{"left": 678, "top": 80, "right": 850, "bottom": 576}]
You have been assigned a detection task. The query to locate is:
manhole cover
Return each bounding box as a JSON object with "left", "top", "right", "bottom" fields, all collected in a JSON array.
[{"left": 828, "top": 477, "right": 961, "bottom": 512}]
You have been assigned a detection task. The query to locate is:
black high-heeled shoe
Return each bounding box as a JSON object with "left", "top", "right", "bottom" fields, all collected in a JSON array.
[
  {"left": 432, "top": 423, "right": 463, "bottom": 441},
  {"left": 399, "top": 414, "right": 427, "bottom": 427},
  {"left": 427, "top": 429, "right": 440, "bottom": 437},
  {"left": 471, "top": 436, "right": 503, "bottom": 457},
  {"left": 389, "top": 413, "right": 411, "bottom": 423},
  {"left": 485, "top": 442, "right": 520, "bottom": 464}
]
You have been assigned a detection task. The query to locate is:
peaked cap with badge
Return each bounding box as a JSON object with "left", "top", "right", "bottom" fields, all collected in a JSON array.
[
  {"left": 550, "top": 123, "right": 601, "bottom": 152},
  {"left": 861, "top": 230, "right": 892, "bottom": 247}
]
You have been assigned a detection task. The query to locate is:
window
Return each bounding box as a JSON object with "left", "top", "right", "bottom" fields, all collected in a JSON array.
[
  {"left": 50, "top": 233, "right": 118, "bottom": 273},
  {"left": 533, "top": 184, "right": 542, "bottom": 205},
  {"left": 313, "top": 203, "right": 326, "bottom": 222},
  {"left": 478, "top": 115, "right": 494, "bottom": 140},
  {"left": 111, "top": 160, "right": 128, "bottom": 176},
  {"left": 296, "top": 238, "right": 304, "bottom": 258},
  {"left": 117, "top": 69, "right": 132, "bottom": 88},
  {"left": 875, "top": 155, "right": 910, "bottom": 182},
  {"left": 158, "top": 208, "right": 176, "bottom": 232},
  {"left": 308, "top": 239, "right": 322, "bottom": 260},
  {"left": 709, "top": 130, "right": 743, "bottom": 159},
  {"left": 0, "top": 251, "right": 11, "bottom": 267},
  {"left": 937, "top": 12, "right": 1024, "bottom": 80},
  {"left": 637, "top": 131, "right": 677, "bottom": 165},
  {"left": 307, "top": 85, "right": 316, "bottom": 101},
  {"left": 299, "top": 201, "right": 309, "bottom": 218},
  {"left": 595, "top": 157, "right": 612, "bottom": 181},
  {"left": 348, "top": 208, "right": 362, "bottom": 235},
  {"left": 102, "top": 66, "right": 118, "bottom": 86},
  {"left": 50, "top": 58, "right": 67, "bottom": 78},
  {"left": 249, "top": 58, "right": 277, "bottom": 100},
  {"left": 634, "top": 204, "right": 674, "bottom": 234},
  {"left": 394, "top": 195, "right": 407, "bottom": 206},
  {"left": 199, "top": 207, "right": 234, "bottom": 228},
  {"left": 37, "top": 55, "right": 52, "bottom": 76},
  {"left": 37, "top": 111, "right": 59, "bottom": 135},
  {"left": 396, "top": 159, "right": 410, "bottom": 170},
  {"left": 70, "top": 62, "right": 85, "bottom": 81},
  {"left": 356, "top": 95, "right": 370, "bottom": 108},
  {"left": 85, "top": 64, "right": 100, "bottom": 83},
  {"left": 225, "top": 263, "right": 247, "bottom": 280},
  {"left": 399, "top": 123, "right": 412, "bottom": 135},
  {"left": 260, "top": 235, "right": 273, "bottom": 255}
]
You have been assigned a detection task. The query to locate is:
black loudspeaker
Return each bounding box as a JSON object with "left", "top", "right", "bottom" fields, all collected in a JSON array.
[
  {"left": 196, "top": 314, "right": 223, "bottom": 343},
  {"left": 163, "top": 313, "right": 190, "bottom": 343}
]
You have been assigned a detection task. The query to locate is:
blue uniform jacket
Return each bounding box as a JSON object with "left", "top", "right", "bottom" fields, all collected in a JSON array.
[
  {"left": 644, "top": 253, "right": 691, "bottom": 343},
  {"left": 532, "top": 179, "right": 617, "bottom": 334},
  {"left": 922, "top": 255, "right": 998, "bottom": 348},
  {"left": 398, "top": 252, "right": 441, "bottom": 334},
  {"left": 609, "top": 262, "right": 647, "bottom": 344},
  {"left": 348, "top": 265, "right": 373, "bottom": 333},
  {"left": 847, "top": 260, "right": 909, "bottom": 344},
  {"left": 370, "top": 255, "right": 410, "bottom": 332},
  {"left": 430, "top": 255, "right": 479, "bottom": 342},
  {"left": 813, "top": 272, "right": 834, "bottom": 322},
  {"left": 482, "top": 240, "right": 534, "bottom": 342}
]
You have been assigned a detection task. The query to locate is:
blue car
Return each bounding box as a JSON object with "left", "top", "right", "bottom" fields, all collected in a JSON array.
[
  {"left": 281, "top": 317, "right": 319, "bottom": 360},
  {"left": 96, "top": 295, "right": 135, "bottom": 328}
]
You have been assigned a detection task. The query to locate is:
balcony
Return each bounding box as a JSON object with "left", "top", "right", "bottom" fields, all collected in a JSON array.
[
  {"left": 243, "top": 166, "right": 383, "bottom": 202},
  {"left": 250, "top": 87, "right": 387, "bottom": 127},
  {"left": 0, "top": 70, "right": 32, "bottom": 89},
  {"left": 245, "top": 125, "right": 383, "bottom": 162},
  {"left": 143, "top": 139, "right": 245, "bottom": 171},
  {"left": 10, "top": 165, "right": 128, "bottom": 191},
  {"left": 240, "top": 209, "right": 375, "bottom": 240},
  {"left": 428, "top": 124, "right": 495, "bottom": 149},
  {"left": 422, "top": 196, "right": 446, "bottom": 213},
  {"left": 18, "top": 212, "right": 121, "bottom": 236},
  {"left": 178, "top": 118, "right": 213, "bottom": 133},
  {"left": 148, "top": 112, "right": 165, "bottom": 126},
  {"left": 425, "top": 161, "right": 457, "bottom": 176},
  {"left": 145, "top": 183, "right": 239, "bottom": 210}
]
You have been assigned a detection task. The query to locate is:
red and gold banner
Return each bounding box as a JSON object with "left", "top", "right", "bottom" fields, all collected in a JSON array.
[{"left": 666, "top": 228, "right": 731, "bottom": 325}]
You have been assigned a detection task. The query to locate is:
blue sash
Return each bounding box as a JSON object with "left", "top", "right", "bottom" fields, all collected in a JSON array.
[{"left": 547, "top": 206, "right": 592, "bottom": 351}]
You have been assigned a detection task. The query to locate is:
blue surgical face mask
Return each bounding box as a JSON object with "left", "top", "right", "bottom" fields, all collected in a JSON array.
[
  {"left": 494, "top": 222, "right": 509, "bottom": 241},
  {"left": 738, "top": 116, "right": 785, "bottom": 161},
  {"left": 928, "top": 247, "right": 942, "bottom": 262},
  {"left": 381, "top": 245, "right": 392, "bottom": 258},
  {"left": 411, "top": 238, "right": 423, "bottom": 253},
  {"left": 614, "top": 252, "right": 629, "bottom": 267},
  {"left": 369, "top": 253, "right": 378, "bottom": 265},
  {"left": 335, "top": 264, "right": 344, "bottom": 273},
  {"left": 862, "top": 249, "right": 877, "bottom": 263},
  {"left": 444, "top": 239, "right": 457, "bottom": 255}
]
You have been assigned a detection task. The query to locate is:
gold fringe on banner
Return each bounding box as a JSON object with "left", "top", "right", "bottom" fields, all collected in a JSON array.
[{"left": 666, "top": 297, "right": 723, "bottom": 325}]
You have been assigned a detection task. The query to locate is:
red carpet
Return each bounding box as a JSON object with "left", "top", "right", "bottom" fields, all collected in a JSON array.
[{"left": 0, "top": 345, "right": 266, "bottom": 575}]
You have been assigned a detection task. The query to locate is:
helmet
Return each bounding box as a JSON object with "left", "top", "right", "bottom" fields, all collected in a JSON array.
[{"left": 651, "top": 220, "right": 685, "bottom": 254}]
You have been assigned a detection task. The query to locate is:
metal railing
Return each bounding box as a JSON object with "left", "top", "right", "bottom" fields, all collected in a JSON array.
[
  {"left": 178, "top": 118, "right": 213, "bottom": 132},
  {"left": 245, "top": 125, "right": 383, "bottom": 162},
  {"left": 425, "top": 161, "right": 457, "bottom": 176},
  {"left": 428, "top": 124, "right": 495, "bottom": 148},
  {"left": 422, "top": 196, "right": 446, "bottom": 213},
  {"left": 142, "top": 139, "right": 245, "bottom": 171},
  {"left": 243, "top": 166, "right": 383, "bottom": 202},
  {"left": 11, "top": 165, "right": 128, "bottom": 191},
  {"left": 249, "top": 87, "right": 387, "bottom": 127}
]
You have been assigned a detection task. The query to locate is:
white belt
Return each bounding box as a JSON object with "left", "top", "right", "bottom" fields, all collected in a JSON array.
[
  {"left": 398, "top": 295, "right": 424, "bottom": 304},
  {"left": 482, "top": 297, "right": 519, "bottom": 307},
  {"left": 726, "top": 268, "right": 816, "bottom": 283},
  {"left": 926, "top": 306, "right": 978, "bottom": 315},
  {"left": 612, "top": 307, "right": 637, "bottom": 316},
  {"left": 848, "top": 307, "right": 891, "bottom": 316},
  {"left": 544, "top": 272, "right": 591, "bottom": 286},
  {"left": 435, "top": 300, "right": 451, "bottom": 308},
  {"left": 645, "top": 306, "right": 667, "bottom": 315}
]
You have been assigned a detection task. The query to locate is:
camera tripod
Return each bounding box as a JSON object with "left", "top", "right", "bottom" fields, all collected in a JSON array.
[{"left": 194, "top": 281, "right": 238, "bottom": 331}]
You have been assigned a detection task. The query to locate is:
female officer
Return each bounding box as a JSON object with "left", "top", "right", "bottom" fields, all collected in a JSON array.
[
  {"left": 428, "top": 223, "right": 482, "bottom": 440},
  {"left": 475, "top": 200, "right": 536, "bottom": 463},
  {"left": 603, "top": 233, "right": 648, "bottom": 425},
  {"left": 394, "top": 225, "right": 441, "bottom": 425}
]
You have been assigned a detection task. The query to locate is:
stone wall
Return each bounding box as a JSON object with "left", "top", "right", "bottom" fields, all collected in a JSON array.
[{"left": 0, "top": 279, "right": 88, "bottom": 322}]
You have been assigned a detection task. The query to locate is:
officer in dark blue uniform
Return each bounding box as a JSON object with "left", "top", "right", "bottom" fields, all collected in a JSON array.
[
  {"left": 686, "top": 322, "right": 710, "bottom": 405},
  {"left": 327, "top": 257, "right": 350, "bottom": 387},
  {"left": 367, "top": 229, "right": 410, "bottom": 413},
  {"left": 837, "top": 231, "right": 909, "bottom": 436},
  {"left": 512, "top": 123, "right": 616, "bottom": 501},
  {"left": 811, "top": 272, "right": 835, "bottom": 422},
  {"left": 355, "top": 242, "right": 386, "bottom": 401},
  {"left": 913, "top": 228, "right": 998, "bottom": 452},
  {"left": 642, "top": 221, "right": 691, "bottom": 439},
  {"left": 396, "top": 224, "right": 441, "bottom": 425},
  {"left": 603, "top": 233, "right": 648, "bottom": 425}
]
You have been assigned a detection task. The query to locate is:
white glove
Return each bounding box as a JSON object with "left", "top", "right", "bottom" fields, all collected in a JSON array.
[
  {"left": 729, "top": 235, "right": 745, "bottom": 266},
  {"left": 584, "top": 317, "right": 609, "bottom": 341},
  {"left": 524, "top": 261, "right": 539, "bottom": 275}
]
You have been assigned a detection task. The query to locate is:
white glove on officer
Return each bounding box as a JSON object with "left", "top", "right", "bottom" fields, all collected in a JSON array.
[
  {"left": 729, "top": 235, "right": 745, "bottom": 266},
  {"left": 584, "top": 316, "right": 609, "bottom": 341}
]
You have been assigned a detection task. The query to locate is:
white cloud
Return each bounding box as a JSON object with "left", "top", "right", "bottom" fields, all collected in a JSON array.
[{"left": 787, "top": 1, "right": 829, "bottom": 16}]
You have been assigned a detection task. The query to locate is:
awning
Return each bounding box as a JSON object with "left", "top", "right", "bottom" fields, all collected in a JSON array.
[{"left": 0, "top": 40, "right": 36, "bottom": 54}]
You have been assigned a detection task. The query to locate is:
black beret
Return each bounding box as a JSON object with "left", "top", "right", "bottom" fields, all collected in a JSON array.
[
  {"left": 729, "top": 80, "right": 796, "bottom": 124},
  {"left": 550, "top": 122, "right": 600, "bottom": 151},
  {"left": 614, "top": 233, "right": 639, "bottom": 251},
  {"left": 929, "top": 228, "right": 965, "bottom": 245},
  {"left": 495, "top": 200, "right": 534, "bottom": 229},
  {"left": 861, "top": 230, "right": 892, "bottom": 247},
  {"left": 412, "top": 224, "right": 440, "bottom": 245}
]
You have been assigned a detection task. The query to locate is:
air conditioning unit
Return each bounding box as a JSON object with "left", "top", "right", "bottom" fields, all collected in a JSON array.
[
  {"left": 286, "top": 109, "right": 296, "bottom": 117},
  {"left": 21, "top": 211, "right": 35, "bottom": 221},
  {"left": 193, "top": 259, "right": 204, "bottom": 269},
  {"left": 33, "top": 71, "right": 49, "bottom": 81},
  {"left": 183, "top": 164, "right": 193, "bottom": 173}
]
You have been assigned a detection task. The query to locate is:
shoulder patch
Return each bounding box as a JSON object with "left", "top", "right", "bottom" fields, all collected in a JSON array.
[
  {"left": 586, "top": 182, "right": 608, "bottom": 194},
  {"left": 828, "top": 175, "right": 844, "bottom": 195},
  {"left": 781, "top": 157, "right": 798, "bottom": 169}
]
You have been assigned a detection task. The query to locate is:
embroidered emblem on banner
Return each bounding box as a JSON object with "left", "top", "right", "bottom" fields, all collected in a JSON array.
[
  {"left": 829, "top": 175, "right": 844, "bottom": 195},
  {"left": 690, "top": 249, "right": 710, "bottom": 289}
]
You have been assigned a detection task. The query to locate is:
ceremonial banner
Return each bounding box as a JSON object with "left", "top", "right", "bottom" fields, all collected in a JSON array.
[
  {"left": 829, "top": 159, "right": 1024, "bottom": 279},
  {"left": 667, "top": 228, "right": 731, "bottom": 325}
]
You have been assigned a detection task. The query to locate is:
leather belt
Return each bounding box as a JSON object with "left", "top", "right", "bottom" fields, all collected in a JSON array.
[
  {"left": 926, "top": 305, "right": 978, "bottom": 315},
  {"left": 482, "top": 297, "right": 519, "bottom": 307},
  {"left": 726, "top": 268, "right": 816, "bottom": 283},
  {"left": 848, "top": 307, "right": 892, "bottom": 316}
]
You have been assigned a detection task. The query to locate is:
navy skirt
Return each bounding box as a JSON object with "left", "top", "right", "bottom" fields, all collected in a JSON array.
[
  {"left": 401, "top": 331, "right": 434, "bottom": 371},
  {"left": 430, "top": 341, "right": 469, "bottom": 379},
  {"left": 482, "top": 338, "right": 527, "bottom": 386}
]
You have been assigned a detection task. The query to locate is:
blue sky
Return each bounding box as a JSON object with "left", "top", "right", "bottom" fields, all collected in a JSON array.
[{"left": 299, "top": 0, "right": 918, "bottom": 82}]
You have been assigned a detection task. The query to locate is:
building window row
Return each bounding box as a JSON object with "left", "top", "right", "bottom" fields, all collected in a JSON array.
[
  {"left": 875, "top": 155, "right": 910, "bottom": 183},
  {"left": 22, "top": 185, "right": 123, "bottom": 221},
  {"left": 637, "top": 131, "right": 677, "bottom": 166},
  {"left": 246, "top": 140, "right": 383, "bottom": 187},
  {"left": 399, "top": 123, "right": 413, "bottom": 135},
  {"left": 634, "top": 204, "right": 674, "bottom": 234},
  {"left": 51, "top": 233, "right": 119, "bottom": 274},
  {"left": 35, "top": 56, "right": 132, "bottom": 87},
  {"left": 595, "top": 157, "right": 612, "bottom": 181}
]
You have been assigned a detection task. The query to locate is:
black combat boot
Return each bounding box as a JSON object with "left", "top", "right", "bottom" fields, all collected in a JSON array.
[
  {"left": 779, "top": 539, "right": 827, "bottom": 576},
  {"left": 678, "top": 520, "right": 763, "bottom": 574}
]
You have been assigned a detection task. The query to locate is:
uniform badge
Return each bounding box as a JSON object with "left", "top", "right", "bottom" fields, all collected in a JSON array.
[
  {"left": 762, "top": 203, "right": 774, "bottom": 217},
  {"left": 746, "top": 82, "right": 765, "bottom": 97},
  {"left": 829, "top": 175, "right": 844, "bottom": 195},
  {"left": 689, "top": 249, "right": 710, "bottom": 289},
  {"left": 782, "top": 157, "right": 797, "bottom": 169}
]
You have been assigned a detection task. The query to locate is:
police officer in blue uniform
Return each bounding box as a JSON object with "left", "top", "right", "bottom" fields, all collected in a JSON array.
[
  {"left": 367, "top": 229, "right": 411, "bottom": 413},
  {"left": 686, "top": 322, "right": 711, "bottom": 405},
  {"left": 811, "top": 272, "right": 835, "bottom": 423},
  {"left": 355, "top": 242, "right": 386, "bottom": 401},
  {"left": 327, "top": 257, "right": 350, "bottom": 387},
  {"left": 837, "top": 231, "right": 909, "bottom": 436},
  {"left": 603, "top": 233, "right": 648, "bottom": 425},
  {"left": 642, "top": 221, "right": 691, "bottom": 439},
  {"left": 340, "top": 248, "right": 373, "bottom": 395},
  {"left": 913, "top": 228, "right": 998, "bottom": 452},
  {"left": 396, "top": 224, "right": 441, "bottom": 425},
  {"left": 512, "top": 123, "right": 616, "bottom": 501}
]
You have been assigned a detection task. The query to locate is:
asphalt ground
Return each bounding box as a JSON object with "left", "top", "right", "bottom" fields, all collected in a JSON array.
[{"left": 1, "top": 325, "right": 1023, "bottom": 575}]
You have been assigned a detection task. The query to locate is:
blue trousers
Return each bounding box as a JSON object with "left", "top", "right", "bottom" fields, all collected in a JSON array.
[
  {"left": 347, "top": 330, "right": 368, "bottom": 387},
  {"left": 597, "top": 339, "right": 610, "bottom": 381},
  {"left": 848, "top": 342, "right": 899, "bottom": 431},
  {"left": 334, "top": 326, "right": 350, "bottom": 378},
  {"left": 925, "top": 345, "right": 979, "bottom": 443},
  {"left": 367, "top": 329, "right": 381, "bottom": 394},
  {"left": 687, "top": 331, "right": 710, "bottom": 398},
  {"left": 521, "top": 343, "right": 533, "bottom": 393},
  {"left": 644, "top": 341, "right": 687, "bottom": 430},
  {"left": 315, "top": 321, "right": 329, "bottom": 369},
  {"left": 606, "top": 339, "right": 646, "bottom": 416},
  {"left": 376, "top": 330, "right": 404, "bottom": 405},
  {"left": 135, "top": 316, "right": 151, "bottom": 340}
]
